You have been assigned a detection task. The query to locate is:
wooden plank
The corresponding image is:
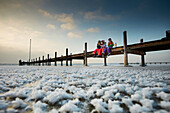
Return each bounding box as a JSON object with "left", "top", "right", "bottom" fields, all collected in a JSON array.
[
  {"left": 127, "top": 49, "right": 146, "bottom": 55},
  {"left": 127, "top": 39, "right": 170, "bottom": 51}
]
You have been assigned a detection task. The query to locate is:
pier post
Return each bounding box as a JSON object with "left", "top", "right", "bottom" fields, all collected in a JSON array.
[
  {"left": 39, "top": 57, "right": 41, "bottom": 66},
  {"left": 123, "top": 31, "right": 128, "bottom": 67},
  {"left": 83, "top": 50, "right": 85, "bottom": 65},
  {"left": 34, "top": 59, "right": 35, "bottom": 65},
  {"left": 47, "top": 54, "right": 50, "bottom": 66},
  {"left": 84, "top": 42, "right": 88, "bottom": 66},
  {"left": 55, "top": 52, "right": 57, "bottom": 66},
  {"left": 66, "top": 48, "right": 68, "bottom": 66},
  {"left": 35, "top": 58, "right": 37, "bottom": 65},
  {"left": 140, "top": 39, "right": 145, "bottom": 67},
  {"left": 104, "top": 56, "right": 107, "bottom": 66},
  {"left": 42, "top": 56, "right": 44, "bottom": 66},
  {"left": 19, "top": 60, "right": 22, "bottom": 66},
  {"left": 61, "top": 55, "right": 63, "bottom": 66},
  {"left": 70, "top": 53, "right": 72, "bottom": 66},
  {"left": 166, "top": 30, "right": 170, "bottom": 38}
]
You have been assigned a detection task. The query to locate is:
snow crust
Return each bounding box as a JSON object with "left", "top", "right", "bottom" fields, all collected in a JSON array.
[{"left": 0, "top": 65, "right": 169, "bottom": 113}]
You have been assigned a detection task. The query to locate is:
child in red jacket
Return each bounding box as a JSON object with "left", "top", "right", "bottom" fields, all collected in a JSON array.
[{"left": 94, "top": 40, "right": 101, "bottom": 57}]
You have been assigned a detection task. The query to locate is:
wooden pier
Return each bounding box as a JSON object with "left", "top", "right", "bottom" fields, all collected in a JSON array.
[{"left": 19, "top": 31, "right": 170, "bottom": 67}]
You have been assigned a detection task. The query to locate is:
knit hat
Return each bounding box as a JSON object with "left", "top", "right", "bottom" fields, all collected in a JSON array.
[{"left": 108, "top": 38, "right": 112, "bottom": 41}]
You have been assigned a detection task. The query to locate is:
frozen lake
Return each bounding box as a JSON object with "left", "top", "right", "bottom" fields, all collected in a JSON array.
[{"left": 0, "top": 65, "right": 170, "bottom": 113}]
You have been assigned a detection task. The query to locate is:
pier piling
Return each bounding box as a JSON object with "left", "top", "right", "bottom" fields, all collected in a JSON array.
[
  {"left": 84, "top": 42, "right": 87, "bottom": 66},
  {"left": 66, "top": 48, "right": 68, "bottom": 66},
  {"left": 140, "top": 39, "right": 145, "bottom": 67},
  {"left": 55, "top": 52, "right": 57, "bottom": 66},
  {"left": 123, "top": 31, "right": 128, "bottom": 66}
]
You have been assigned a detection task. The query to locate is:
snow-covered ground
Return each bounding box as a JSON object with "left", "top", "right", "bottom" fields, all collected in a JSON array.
[{"left": 0, "top": 65, "right": 170, "bottom": 113}]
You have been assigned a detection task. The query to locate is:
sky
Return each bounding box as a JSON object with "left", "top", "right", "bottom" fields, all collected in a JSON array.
[{"left": 0, "top": 0, "right": 170, "bottom": 64}]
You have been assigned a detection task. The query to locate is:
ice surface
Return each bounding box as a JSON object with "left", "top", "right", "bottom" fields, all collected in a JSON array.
[
  {"left": 33, "top": 101, "right": 48, "bottom": 113},
  {"left": 59, "top": 101, "right": 80, "bottom": 112},
  {"left": 12, "top": 98, "right": 27, "bottom": 109},
  {"left": 0, "top": 65, "right": 169, "bottom": 113},
  {"left": 91, "top": 99, "right": 108, "bottom": 112},
  {"left": 160, "top": 101, "right": 170, "bottom": 111},
  {"left": 43, "top": 90, "right": 73, "bottom": 104}
]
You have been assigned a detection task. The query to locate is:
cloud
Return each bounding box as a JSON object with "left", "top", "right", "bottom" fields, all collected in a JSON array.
[
  {"left": 38, "top": 9, "right": 74, "bottom": 24},
  {"left": 87, "top": 27, "right": 100, "bottom": 32},
  {"left": 38, "top": 9, "right": 52, "bottom": 17},
  {"left": 10, "top": 3, "right": 21, "bottom": 8},
  {"left": 84, "top": 9, "right": 120, "bottom": 20},
  {"left": 38, "top": 9, "right": 75, "bottom": 30},
  {"left": 55, "top": 13, "right": 74, "bottom": 23},
  {"left": 46, "top": 24, "right": 56, "bottom": 30},
  {"left": 67, "top": 32, "right": 82, "bottom": 38},
  {"left": 60, "top": 23, "right": 75, "bottom": 30}
]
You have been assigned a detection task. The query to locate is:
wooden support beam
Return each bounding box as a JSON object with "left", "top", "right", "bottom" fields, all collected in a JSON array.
[
  {"left": 66, "top": 48, "right": 68, "bottom": 66},
  {"left": 70, "top": 53, "right": 72, "bottom": 66},
  {"left": 42, "top": 56, "right": 44, "bottom": 66},
  {"left": 104, "top": 56, "right": 107, "bottom": 66},
  {"left": 55, "top": 52, "right": 57, "bottom": 66},
  {"left": 47, "top": 54, "right": 50, "bottom": 66},
  {"left": 39, "top": 57, "right": 41, "bottom": 66},
  {"left": 19, "top": 60, "right": 22, "bottom": 66},
  {"left": 127, "top": 49, "right": 146, "bottom": 55},
  {"left": 33, "top": 59, "right": 35, "bottom": 65},
  {"left": 83, "top": 50, "right": 85, "bottom": 65},
  {"left": 123, "top": 31, "right": 128, "bottom": 66},
  {"left": 84, "top": 42, "right": 88, "bottom": 66},
  {"left": 35, "top": 58, "right": 37, "bottom": 65},
  {"left": 140, "top": 39, "right": 145, "bottom": 67},
  {"left": 61, "top": 55, "right": 63, "bottom": 66}
]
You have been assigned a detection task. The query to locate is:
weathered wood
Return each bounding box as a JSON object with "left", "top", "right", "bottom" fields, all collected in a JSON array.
[
  {"left": 61, "top": 55, "right": 63, "bottom": 66},
  {"left": 104, "top": 56, "right": 107, "bottom": 66},
  {"left": 123, "top": 31, "right": 128, "bottom": 66},
  {"left": 42, "top": 56, "right": 44, "bottom": 66},
  {"left": 70, "top": 53, "right": 72, "bottom": 66},
  {"left": 84, "top": 42, "right": 87, "bottom": 66},
  {"left": 166, "top": 30, "right": 170, "bottom": 38},
  {"left": 127, "top": 39, "right": 170, "bottom": 51},
  {"left": 36, "top": 58, "right": 37, "bottom": 66},
  {"left": 39, "top": 57, "right": 41, "bottom": 66},
  {"left": 140, "top": 39, "right": 145, "bottom": 67},
  {"left": 19, "top": 60, "right": 22, "bottom": 66},
  {"left": 55, "top": 52, "right": 57, "bottom": 66},
  {"left": 47, "top": 54, "right": 50, "bottom": 66},
  {"left": 127, "top": 49, "right": 146, "bottom": 55},
  {"left": 19, "top": 31, "right": 170, "bottom": 66},
  {"left": 83, "top": 50, "right": 85, "bottom": 65},
  {"left": 66, "top": 48, "right": 68, "bottom": 66}
]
